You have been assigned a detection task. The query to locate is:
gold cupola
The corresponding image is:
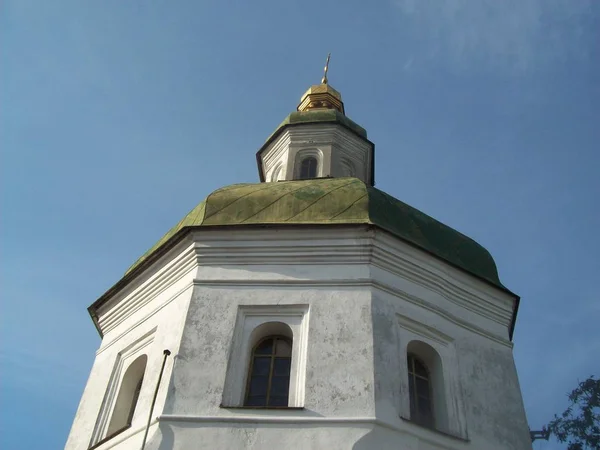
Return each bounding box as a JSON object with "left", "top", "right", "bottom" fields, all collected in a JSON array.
[{"left": 297, "top": 54, "right": 345, "bottom": 114}]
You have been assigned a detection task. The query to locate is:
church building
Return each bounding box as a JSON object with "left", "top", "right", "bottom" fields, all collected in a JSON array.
[{"left": 66, "top": 61, "right": 532, "bottom": 449}]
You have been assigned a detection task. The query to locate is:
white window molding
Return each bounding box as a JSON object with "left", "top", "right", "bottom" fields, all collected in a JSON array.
[
  {"left": 396, "top": 314, "right": 468, "bottom": 439},
  {"left": 293, "top": 148, "right": 323, "bottom": 179},
  {"left": 270, "top": 163, "right": 284, "bottom": 182},
  {"left": 221, "top": 304, "right": 310, "bottom": 408},
  {"left": 90, "top": 328, "right": 156, "bottom": 446},
  {"left": 339, "top": 156, "right": 356, "bottom": 177}
]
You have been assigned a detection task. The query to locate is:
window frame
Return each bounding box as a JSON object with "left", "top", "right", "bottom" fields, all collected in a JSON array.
[
  {"left": 89, "top": 329, "right": 156, "bottom": 448},
  {"left": 407, "top": 353, "right": 435, "bottom": 428},
  {"left": 105, "top": 354, "right": 147, "bottom": 435},
  {"left": 299, "top": 157, "right": 318, "bottom": 179},
  {"left": 244, "top": 335, "right": 293, "bottom": 407},
  {"left": 220, "top": 305, "right": 310, "bottom": 409},
  {"left": 293, "top": 148, "right": 322, "bottom": 180}
]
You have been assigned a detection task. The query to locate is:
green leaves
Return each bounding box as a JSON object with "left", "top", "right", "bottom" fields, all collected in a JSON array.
[{"left": 544, "top": 376, "right": 600, "bottom": 450}]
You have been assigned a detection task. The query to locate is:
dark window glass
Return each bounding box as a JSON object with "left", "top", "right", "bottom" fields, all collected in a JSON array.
[
  {"left": 248, "top": 377, "right": 268, "bottom": 397},
  {"left": 270, "top": 377, "right": 289, "bottom": 397},
  {"left": 299, "top": 157, "right": 317, "bottom": 179},
  {"left": 414, "top": 358, "right": 428, "bottom": 378},
  {"left": 245, "top": 396, "right": 266, "bottom": 407},
  {"left": 255, "top": 339, "right": 273, "bottom": 355},
  {"left": 245, "top": 336, "right": 292, "bottom": 407},
  {"left": 273, "top": 358, "right": 291, "bottom": 376},
  {"left": 416, "top": 377, "right": 430, "bottom": 397},
  {"left": 252, "top": 357, "right": 271, "bottom": 376},
  {"left": 407, "top": 354, "right": 434, "bottom": 427},
  {"left": 408, "top": 375, "right": 415, "bottom": 408},
  {"left": 269, "top": 396, "right": 288, "bottom": 407}
]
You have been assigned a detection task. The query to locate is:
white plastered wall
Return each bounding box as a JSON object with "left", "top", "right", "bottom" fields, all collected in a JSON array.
[
  {"left": 64, "top": 239, "right": 197, "bottom": 450},
  {"left": 261, "top": 124, "right": 373, "bottom": 184},
  {"left": 66, "top": 227, "right": 531, "bottom": 450}
]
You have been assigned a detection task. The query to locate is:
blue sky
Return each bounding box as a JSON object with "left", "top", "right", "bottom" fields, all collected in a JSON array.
[{"left": 1, "top": 1, "right": 598, "bottom": 449}]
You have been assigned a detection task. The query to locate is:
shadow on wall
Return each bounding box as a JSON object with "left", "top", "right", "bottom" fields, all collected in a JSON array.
[
  {"left": 353, "top": 425, "right": 409, "bottom": 450},
  {"left": 144, "top": 422, "right": 174, "bottom": 450}
]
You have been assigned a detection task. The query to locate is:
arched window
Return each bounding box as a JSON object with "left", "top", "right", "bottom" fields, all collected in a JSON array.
[
  {"left": 406, "top": 340, "right": 448, "bottom": 430},
  {"left": 107, "top": 354, "right": 147, "bottom": 435},
  {"left": 299, "top": 157, "right": 317, "bottom": 179},
  {"left": 407, "top": 353, "right": 434, "bottom": 428},
  {"left": 245, "top": 336, "right": 292, "bottom": 407}
]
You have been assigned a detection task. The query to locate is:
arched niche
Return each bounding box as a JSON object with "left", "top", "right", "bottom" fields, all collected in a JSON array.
[{"left": 107, "top": 354, "right": 147, "bottom": 435}]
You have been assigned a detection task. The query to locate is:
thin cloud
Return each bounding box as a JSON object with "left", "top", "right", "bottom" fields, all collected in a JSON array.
[{"left": 392, "top": 0, "right": 595, "bottom": 71}]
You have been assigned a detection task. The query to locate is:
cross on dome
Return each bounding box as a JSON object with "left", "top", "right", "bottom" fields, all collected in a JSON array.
[{"left": 297, "top": 53, "right": 345, "bottom": 114}]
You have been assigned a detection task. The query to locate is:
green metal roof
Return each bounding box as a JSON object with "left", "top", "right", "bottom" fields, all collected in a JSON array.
[
  {"left": 126, "top": 178, "right": 504, "bottom": 289},
  {"left": 265, "top": 109, "right": 368, "bottom": 142}
]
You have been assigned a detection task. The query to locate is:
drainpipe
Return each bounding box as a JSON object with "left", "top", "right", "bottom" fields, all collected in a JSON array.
[{"left": 141, "top": 349, "right": 171, "bottom": 450}]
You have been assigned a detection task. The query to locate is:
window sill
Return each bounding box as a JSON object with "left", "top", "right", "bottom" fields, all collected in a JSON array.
[
  {"left": 399, "top": 416, "right": 468, "bottom": 442},
  {"left": 220, "top": 404, "right": 304, "bottom": 411},
  {"left": 88, "top": 424, "right": 131, "bottom": 450}
]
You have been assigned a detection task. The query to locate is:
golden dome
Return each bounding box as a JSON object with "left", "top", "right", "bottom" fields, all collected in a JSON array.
[{"left": 297, "top": 54, "right": 345, "bottom": 114}]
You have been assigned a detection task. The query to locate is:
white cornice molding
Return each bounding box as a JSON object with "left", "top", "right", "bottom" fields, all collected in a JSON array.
[
  {"left": 371, "top": 232, "right": 514, "bottom": 327},
  {"left": 95, "top": 280, "right": 193, "bottom": 355},
  {"left": 333, "top": 144, "right": 369, "bottom": 163},
  {"left": 396, "top": 313, "right": 454, "bottom": 346},
  {"left": 286, "top": 124, "right": 370, "bottom": 147},
  {"left": 378, "top": 282, "right": 512, "bottom": 348},
  {"left": 97, "top": 227, "right": 514, "bottom": 347},
  {"left": 262, "top": 133, "right": 291, "bottom": 173},
  {"left": 96, "top": 243, "right": 198, "bottom": 338},
  {"left": 187, "top": 230, "right": 514, "bottom": 327},
  {"left": 371, "top": 249, "right": 511, "bottom": 327},
  {"left": 190, "top": 227, "right": 372, "bottom": 243}
]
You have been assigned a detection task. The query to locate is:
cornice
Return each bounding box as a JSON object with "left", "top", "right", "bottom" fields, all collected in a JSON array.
[
  {"left": 371, "top": 247, "right": 512, "bottom": 328},
  {"left": 289, "top": 126, "right": 373, "bottom": 163},
  {"left": 94, "top": 244, "right": 198, "bottom": 338},
  {"left": 396, "top": 313, "right": 454, "bottom": 346},
  {"left": 261, "top": 133, "right": 291, "bottom": 171},
  {"left": 332, "top": 143, "right": 370, "bottom": 163},
  {"left": 186, "top": 232, "right": 513, "bottom": 325},
  {"left": 91, "top": 227, "right": 516, "bottom": 343}
]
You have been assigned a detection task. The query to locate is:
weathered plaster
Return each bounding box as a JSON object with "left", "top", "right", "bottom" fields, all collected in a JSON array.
[
  {"left": 66, "top": 227, "right": 531, "bottom": 450},
  {"left": 259, "top": 123, "right": 374, "bottom": 184}
]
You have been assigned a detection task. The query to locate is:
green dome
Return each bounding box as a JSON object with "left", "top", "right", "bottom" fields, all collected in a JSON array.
[
  {"left": 127, "top": 178, "right": 504, "bottom": 289},
  {"left": 265, "top": 109, "right": 368, "bottom": 142}
]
